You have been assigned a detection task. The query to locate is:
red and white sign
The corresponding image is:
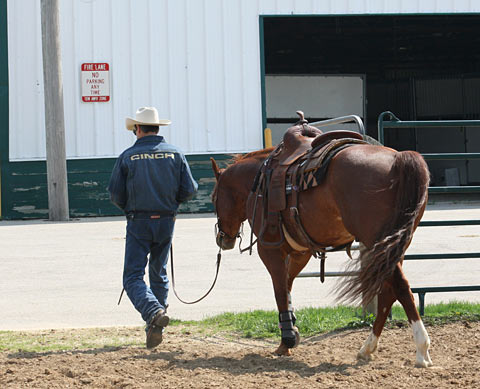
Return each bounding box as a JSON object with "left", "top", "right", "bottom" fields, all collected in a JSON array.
[{"left": 81, "top": 63, "right": 110, "bottom": 102}]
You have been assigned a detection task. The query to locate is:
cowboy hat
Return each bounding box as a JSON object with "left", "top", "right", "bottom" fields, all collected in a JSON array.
[{"left": 125, "top": 107, "right": 171, "bottom": 130}]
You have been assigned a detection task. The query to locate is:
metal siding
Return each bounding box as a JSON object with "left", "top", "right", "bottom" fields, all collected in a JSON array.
[
  {"left": 110, "top": 0, "right": 137, "bottom": 155},
  {"left": 223, "top": 1, "right": 243, "bottom": 150},
  {"left": 62, "top": 0, "right": 77, "bottom": 157},
  {"left": 93, "top": 0, "right": 114, "bottom": 156},
  {"left": 292, "top": 0, "right": 315, "bottom": 14},
  {"left": 8, "top": 0, "right": 45, "bottom": 160},
  {"left": 73, "top": 1, "right": 96, "bottom": 157},
  {"left": 275, "top": 0, "right": 295, "bottom": 14},
  {"left": 167, "top": 0, "right": 189, "bottom": 150},
  {"left": 186, "top": 0, "right": 207, "bottom": 152},
  {"left": 464, "top": 78, "right": 480, "bottom": 117},
  {"left": 415, "top": 79, "right": 464, "bottom": 117},
  {"left": 242, "top": 0, "right": 264, "bottom": 151},
  {"left": 7, "top": 0, "right": 480, "bottom": 161},
  {"left": 204, "top": 0, "right": 227, "bottom": 152}
]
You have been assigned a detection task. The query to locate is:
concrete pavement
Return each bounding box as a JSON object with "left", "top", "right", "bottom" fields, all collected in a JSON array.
[{"left": 1, "top": 201, "right": 480, "bottom": 330}]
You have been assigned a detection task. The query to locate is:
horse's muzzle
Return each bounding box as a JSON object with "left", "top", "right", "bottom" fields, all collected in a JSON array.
[{"left": 216, "top": 232, "right": 236, "bottom": 250}]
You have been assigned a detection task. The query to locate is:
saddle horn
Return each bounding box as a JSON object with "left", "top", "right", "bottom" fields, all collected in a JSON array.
[{"left": 295, "top": 110, "right": 308, "bottom": 125}]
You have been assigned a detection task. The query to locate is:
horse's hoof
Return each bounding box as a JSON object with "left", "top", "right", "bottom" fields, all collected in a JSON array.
[
  {"left": 293, "top": 326, "right": 300, "bottom": 348},
  {"left": 357, "top": 351, "right": 373, "bottom": 361},
  {"left": 415, "top": 350, "right": 433, "bottom": 368},
  {"left": 415, "top": 359, "right": 434, "bottom": 368},
  {"left": 274, "top": 343, "right": 292, "bottom": 356}
]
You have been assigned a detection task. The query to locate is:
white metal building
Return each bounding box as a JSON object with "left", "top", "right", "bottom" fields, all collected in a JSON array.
[{"left": 2, "top": 0, "right": 480, "bottom": 219}]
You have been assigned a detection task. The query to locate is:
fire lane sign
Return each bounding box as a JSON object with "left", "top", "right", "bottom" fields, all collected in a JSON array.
[{"left": 81, "top": 63, "right": 110, "bottom": 102}]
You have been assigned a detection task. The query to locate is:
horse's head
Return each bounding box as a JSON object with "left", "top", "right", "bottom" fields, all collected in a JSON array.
[{"left": 211, "top": 157, "right": 247, "bottom": 250}]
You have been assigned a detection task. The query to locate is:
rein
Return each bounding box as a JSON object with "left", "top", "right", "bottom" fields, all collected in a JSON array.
[
  {"left": 236, "top": 222, "right": 258, "bottom": 254},
  {"left": 239, "top": 234, "right": 257, "bottom": 254}
]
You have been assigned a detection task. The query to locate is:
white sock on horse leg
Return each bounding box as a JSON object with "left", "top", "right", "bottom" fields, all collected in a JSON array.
[
  {"left": 411, "top": 320, "right": 433, "bottom": 367},
  {"left": 357, "top": 331, "right": 378, "bottom": 360}
]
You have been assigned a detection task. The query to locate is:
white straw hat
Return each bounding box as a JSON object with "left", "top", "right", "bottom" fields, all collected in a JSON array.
[{"left": 125, "top": 107, "right": 171, "bottom": 130}]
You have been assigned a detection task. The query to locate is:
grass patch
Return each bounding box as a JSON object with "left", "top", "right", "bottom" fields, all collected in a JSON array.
[
  {"left": 178, "top": 306, "right": 375, "bottom": 339},
  {"left": 389, "top": 301, "right": 480, "bottom": 327},
  {"left": 187, "top": 302, "right": 480, "bottom": 338},
  {"left": 0, "top": 327, "right": 145, "bottom": 354},
  {"left": 1, "top": 302, "right": 479, "bottom": 353}
]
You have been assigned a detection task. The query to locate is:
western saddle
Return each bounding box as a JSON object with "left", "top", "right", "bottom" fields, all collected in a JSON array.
[{"left": 251, "top": 111, "right": 367, "bottom": 265}]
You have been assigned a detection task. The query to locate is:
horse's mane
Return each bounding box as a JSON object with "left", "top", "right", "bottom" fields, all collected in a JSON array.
[
  {"left": 231, "top": 147, "right": 274, "bottom": 165},
  {"left": 211, "top": 147, "right": 274, "bottom": 206}
]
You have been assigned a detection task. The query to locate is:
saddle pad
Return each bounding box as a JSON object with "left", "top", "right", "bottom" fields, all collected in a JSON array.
[
  {"left": 296, "top": 139, "right": 366, "bottom": 191},
  {"left": 302, "top": 138, "right": 366, "bottom": 173},
  {"left": 311, "top": 130, "right": 364, "bottom": 149}
]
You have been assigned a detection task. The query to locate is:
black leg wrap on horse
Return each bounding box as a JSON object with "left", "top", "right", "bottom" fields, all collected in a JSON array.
[{"left": 279, "top": 311, "right": 296, "bottom": 348}]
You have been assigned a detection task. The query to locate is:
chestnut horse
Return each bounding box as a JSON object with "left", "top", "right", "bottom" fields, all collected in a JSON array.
[{"left": 210, "top": 137, "right": 433, "bottom": 367}]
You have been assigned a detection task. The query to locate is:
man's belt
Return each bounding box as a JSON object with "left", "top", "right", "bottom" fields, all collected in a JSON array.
[{"left": 126, "top": 211, "right": 175, "bottom": 220}]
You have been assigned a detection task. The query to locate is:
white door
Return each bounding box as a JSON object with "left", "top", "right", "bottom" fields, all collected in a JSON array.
[{"left": 265, "top": 75, "right": 365, "bottom": 145}]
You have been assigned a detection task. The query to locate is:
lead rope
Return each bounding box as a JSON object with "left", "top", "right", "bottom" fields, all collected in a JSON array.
[
  {"left": 117, "top": 243, "right": 222, "bottom": 306},
  {"left": 117, "top": 287, "right": 125, "bottom": 305},
  {"left": 170, "top": 244, "right": 223, "bottom": 304}
]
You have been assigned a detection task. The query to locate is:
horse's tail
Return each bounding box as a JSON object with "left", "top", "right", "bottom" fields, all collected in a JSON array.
[{"left": 338, "top": 150, "right": 430, "bottom": 306}]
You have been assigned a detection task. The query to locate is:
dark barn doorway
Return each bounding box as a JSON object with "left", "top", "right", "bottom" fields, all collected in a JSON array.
[{"left": 263, "top": 14, "right": 480, "bottom": 186}]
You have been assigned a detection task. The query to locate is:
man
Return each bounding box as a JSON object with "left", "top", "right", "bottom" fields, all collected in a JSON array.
[{"left": 108, "top": 107, "right": 198, "bottom": 349}]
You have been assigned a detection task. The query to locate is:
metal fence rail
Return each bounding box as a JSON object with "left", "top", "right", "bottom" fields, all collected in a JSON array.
[
  {"left": 412, "top": 286, "right": 480, "bottom": 316},
  {"left": 378, "top": 111, "right": 480, "bottom": 194}
]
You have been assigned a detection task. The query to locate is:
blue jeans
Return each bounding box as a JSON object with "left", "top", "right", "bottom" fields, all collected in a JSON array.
[{"left": 123, "top": 217, "right": 175, "bottom": 323}]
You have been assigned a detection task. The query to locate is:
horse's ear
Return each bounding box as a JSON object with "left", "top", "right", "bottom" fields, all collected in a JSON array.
[{"left": 210, "top": 157, "right": 221, "bottom": 181}]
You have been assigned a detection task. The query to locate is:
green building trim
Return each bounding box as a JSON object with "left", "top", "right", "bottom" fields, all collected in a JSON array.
[
  {"left": 1, "top": 155, "right": 230, "bottom": 219},
  {"left": 0, "top": 0, "right": 8, "bottom": 219}
]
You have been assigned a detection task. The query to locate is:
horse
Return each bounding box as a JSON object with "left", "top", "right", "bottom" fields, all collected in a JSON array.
[{"left": 210, "top": 120, "right": 432, "bottom": 368}]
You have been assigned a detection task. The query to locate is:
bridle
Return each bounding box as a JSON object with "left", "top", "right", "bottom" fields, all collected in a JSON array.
[
  {"left": 212, "top": 169, "right": 259, "bottom": 254},
  {"left": 215, "top": 220, "right": 242, "bottom": 243},
  {"left": 215, "top": 217, "right": 259, "bottom": 257},
  {"left": 213, "top": 187, "right": 255, "bottom": 254},
  {"left": 212, "top": 185, "right": 241, "bottom": 244}
]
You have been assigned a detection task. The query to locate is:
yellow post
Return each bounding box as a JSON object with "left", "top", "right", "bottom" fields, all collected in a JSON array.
[{"left": 264, "top": 127, "right": 272, "bottom": 148}]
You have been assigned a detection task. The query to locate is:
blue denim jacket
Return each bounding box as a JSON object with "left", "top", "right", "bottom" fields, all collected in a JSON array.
[{"left": 108, "top": 135, "right": 198, "bottom": 214}]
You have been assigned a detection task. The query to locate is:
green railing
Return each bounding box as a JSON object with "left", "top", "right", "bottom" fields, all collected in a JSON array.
[
  {"left": 378, "top": 111, "right": 480, "bottom": 194},
  {"left": 378, "top": 111, "right": 480, "bottom": 314}
]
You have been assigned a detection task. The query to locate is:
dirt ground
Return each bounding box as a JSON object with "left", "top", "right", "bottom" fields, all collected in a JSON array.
[{"left": 1, "top": 321, "right": 479, "bottom": 388}]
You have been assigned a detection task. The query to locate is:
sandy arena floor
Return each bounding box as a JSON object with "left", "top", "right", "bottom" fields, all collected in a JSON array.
[{"left": 1, "top": 321, "right": 479, "bottom": 388}]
